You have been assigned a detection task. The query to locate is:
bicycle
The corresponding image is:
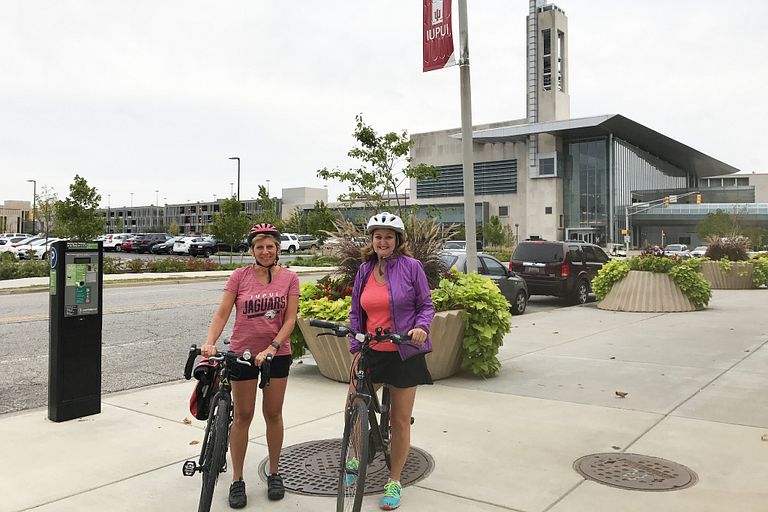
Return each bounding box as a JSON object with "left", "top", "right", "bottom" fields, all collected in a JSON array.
[
  {"left": 182, "top": 342, "right": 272, "bottom": 512},
  {"left": 309, "top": 319, "right": 414, "bottom": 512}
]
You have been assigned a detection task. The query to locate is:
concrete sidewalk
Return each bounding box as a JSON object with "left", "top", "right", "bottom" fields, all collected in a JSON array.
[{"left": 2, "top": 289, "right": 767, "bottom": 512}]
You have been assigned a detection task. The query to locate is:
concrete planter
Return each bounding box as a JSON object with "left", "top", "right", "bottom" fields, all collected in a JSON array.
[
  {"left": 296, "top": 309, "right": 466, "bottom": 382},
  {"left": 598, "top": 270, "right": 701, "bottom": 312},
  {"left": 700, "top": 261, "right": 754, "bottom": 289}
]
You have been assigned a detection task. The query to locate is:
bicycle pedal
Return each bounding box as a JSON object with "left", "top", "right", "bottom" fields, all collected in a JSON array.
[{"left": 182, "top": 460, "right": 198, "bottom": 477}]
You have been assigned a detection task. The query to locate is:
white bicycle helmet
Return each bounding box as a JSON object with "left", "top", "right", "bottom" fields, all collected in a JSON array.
[{"left": 366, "top": 212, "right": 405, "bottom": 235}]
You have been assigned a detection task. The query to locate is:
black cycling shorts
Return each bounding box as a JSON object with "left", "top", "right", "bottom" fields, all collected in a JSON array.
[
  {"left": 363, "top": 351, "right": 433, "bottom": 388},
  {"left": 229, "top": 354, "right": 291, "bottom": 381}
]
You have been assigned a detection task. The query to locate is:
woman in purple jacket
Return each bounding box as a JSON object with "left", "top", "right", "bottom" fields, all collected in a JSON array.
[{"left": 348, "top": 211, "right": 435, "bottom": 510}]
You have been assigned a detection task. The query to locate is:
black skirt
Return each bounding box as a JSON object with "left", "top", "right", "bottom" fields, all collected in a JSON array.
[{"left": 363, "top": 351, "right": 433, "bottom": 388}]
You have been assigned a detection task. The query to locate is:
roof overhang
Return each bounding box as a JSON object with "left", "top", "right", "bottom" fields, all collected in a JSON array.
[{"left": 465, "top": 114, "right": 739, "bottom": 178}]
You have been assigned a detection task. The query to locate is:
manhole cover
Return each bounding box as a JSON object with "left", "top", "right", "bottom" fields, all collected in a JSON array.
[
  {"left": 258, "top": 438, "right": 434, "bottom": 496},
  {"left": 574, "top": 453, "right": 697, "bottom": 491}
]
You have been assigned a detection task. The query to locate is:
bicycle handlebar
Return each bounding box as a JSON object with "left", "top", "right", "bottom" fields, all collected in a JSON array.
[
  {"left": 183, "top": 344, "right": 255, "bottom": 380},
  {"left": 308, "top": 319, "right": 412, "bottom": 344}
]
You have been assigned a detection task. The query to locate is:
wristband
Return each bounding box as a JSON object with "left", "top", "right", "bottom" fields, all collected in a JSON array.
[{"left": 270, "top": 340, "right": 281, "bottom": 351}]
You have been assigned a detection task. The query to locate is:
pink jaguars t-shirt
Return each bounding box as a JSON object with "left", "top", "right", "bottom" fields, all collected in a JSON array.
[{"left": 224, "top": 266, "right": 300, "bottom": 356}]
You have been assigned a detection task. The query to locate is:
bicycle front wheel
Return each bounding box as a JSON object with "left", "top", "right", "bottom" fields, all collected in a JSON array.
[
  {"left": 337, "top": 400, "right": 369, "bottom": 512},
  {"left": 198, "top": 397, "right": 230, "bottom": 512}
]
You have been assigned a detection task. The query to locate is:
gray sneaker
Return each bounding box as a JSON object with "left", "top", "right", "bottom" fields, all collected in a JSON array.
[{"left": 228, "top": 479, "right": 247, "bottom": 509}]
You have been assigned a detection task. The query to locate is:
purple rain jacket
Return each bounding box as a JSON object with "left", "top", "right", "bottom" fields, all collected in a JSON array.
[{"left": 349, "top": 254, "right": 435, "bottom": 360}]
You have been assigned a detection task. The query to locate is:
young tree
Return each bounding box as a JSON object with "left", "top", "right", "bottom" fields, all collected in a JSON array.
[
  {"left": 209, "top": 197, "right": 252, "bottom": 262},
  {"left": 482, "top": 216, "right": 506, "bottom": 247},
  {"left": 36, "top": 185, "right": 58, "bottom": 238},
  {"left": 317, "top": 114, "right": 438, "bottom": 216},
  {"left": 282, "top": 207, "right": 308, "bottom": 234},
  {"left": 114, "top": 217, "right": 125, "bottom": 233},
  {"left": 253, "top": 185, "right": 281, "bottom": 227},
  {"left": 168, "top": 220, "right": 180, "bottom": 236},
  {"left": 53, "top": 175, "right": 105, "bottom": 240},
  {"left": 696, "top": 209, "right": 738, "bottom": 240},
  {"left": 306, "top": 200, "right": 338, "bottom": 240}
]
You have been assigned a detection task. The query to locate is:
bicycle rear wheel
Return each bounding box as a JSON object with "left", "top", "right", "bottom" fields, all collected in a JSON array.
[
  {"left": 198, "top": 397, "right": 230, "bottom": 512},
  {"left": 337, "top": 400, "right": 369, "bottom": 512}
]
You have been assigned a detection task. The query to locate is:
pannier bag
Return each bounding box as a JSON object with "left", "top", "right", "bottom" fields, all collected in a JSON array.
[{"left": 189, "top": 358, "right": 219, "bottom": 421}]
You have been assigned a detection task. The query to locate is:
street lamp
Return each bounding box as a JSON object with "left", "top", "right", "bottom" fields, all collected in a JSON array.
[
  {"left": 26, "top": 179, "right": 36, "bottom": 233},
  {"left": 515, "top": 223, "right": 519, "bottom": 244},
  {"left": 228, "top": 157, "right": 240, "bottom": 201},
  {"left": 130, "top": 192, "right": 134, "bottom": 207},
  {"left": 266, "top": 179, "right": 270, "bottom": 196}
]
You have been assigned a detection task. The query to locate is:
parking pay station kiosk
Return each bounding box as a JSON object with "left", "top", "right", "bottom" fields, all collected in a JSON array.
[{"left": 49, "top": 240, "right": 103, "bottom": 422}]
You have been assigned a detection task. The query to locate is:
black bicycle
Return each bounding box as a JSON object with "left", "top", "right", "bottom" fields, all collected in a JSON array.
[
  {"left": 182, "top": 343, "right": 272, "bottom": 512},
  {"left": 309, "top": 319, "right": 414, "bottom": 512}
]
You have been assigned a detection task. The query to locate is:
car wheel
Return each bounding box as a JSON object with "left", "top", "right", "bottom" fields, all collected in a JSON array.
[
  {"left": 572, "top": 279, "right": 589, "bottom": 305},
  {"left": 288, "top": 246, "right": 296, "bottom": 254},
  {"left": 204, "top": 248, "right": 211, "bottom": 258},
  {"left": 311, "top": 244, "right": 318, "bottom": 250},
  {"left": 512, "top": 290, "right": 527, "bottom": 315},
  {"left": 114, "top": 244, "right": 122, "bottom": 252}
]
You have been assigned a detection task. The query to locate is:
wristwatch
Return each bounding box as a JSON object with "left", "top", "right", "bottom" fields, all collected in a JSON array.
[{"left": 270, "top": 340, "right": 281, "bottom": 351}]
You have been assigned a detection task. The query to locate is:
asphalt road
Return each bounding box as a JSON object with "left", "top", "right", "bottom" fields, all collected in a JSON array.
[{"left": 0, "top": 276, "right": 568, "bottom": 415}]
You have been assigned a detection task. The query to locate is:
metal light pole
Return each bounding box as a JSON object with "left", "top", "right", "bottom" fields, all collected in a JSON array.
[
  {"left": 130, "top": 192, "right": 134, "bottom": 207},
  {"left": 228, "top": 157, "right": 240, "bottom": 201},
  {"left": 266, "top": 179, "right": 270, "bottom": 196},
  {"left": 230, "top": 182, "right": 234, "bottom": 197},
  {"left": 26, "top": 179, "right": 36, "bottom": 233},
  {"left": 458, "top": 0, "right": 477, "bottom": 272}
]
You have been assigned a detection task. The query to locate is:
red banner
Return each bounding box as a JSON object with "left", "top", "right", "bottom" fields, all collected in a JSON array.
[{"left": 423, "top": 0, "right": 455, "bottom": 72}]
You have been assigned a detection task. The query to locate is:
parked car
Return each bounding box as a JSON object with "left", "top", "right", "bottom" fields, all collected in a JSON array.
[
  {"left": 440, "top": 250, "right": 528, "bottom": 315},
  {"left": 280, "top": 233, "right": 300, "bottom": 254},
  {"left": 129, "top": 233, "right": 172, "bottom": 253},
  {"left": 0, "top": 236, "right": 42, "bottom": 255},
  {"left": 16, "top": 237, "right": 60, "bottom": 260},
  {"left": 443, "top": 240, "right": 483, "bottom": 251},
  {"left": 188, "top": 237, "right": 221, "bottom": 258},
  {"left": 689, "top": 246, "right": 708, "bottom": 258},
  {"left": 321, "top": 236, "right": 369, "bottom": 256},
  {"left": 663, "top": 244, "right": 690, "bottom": 258},
  {"left": 0, "top": 236, "right": 30, "bottom": 246},
  {"left": 151, "top": 236, "right": 185, "bottom": 255},
  {"left": 1, "top": 233, "right": 32, "bottom": 239},
  {"left": 103, "top": 233, "right": 132, "bottom": 252},
  {"left": 173, "top": 236, "right": 203, "bottom": 255},
  {"left": 297, "top": 234, "right": 320, "bottom": 250},
  {"left": 509, "top": 240, "right": 611, "bottom": 304}
]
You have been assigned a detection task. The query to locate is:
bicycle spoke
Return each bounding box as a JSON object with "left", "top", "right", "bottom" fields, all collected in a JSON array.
[{"left": 337, "top": 400, "right": 368, "bottom": 512}]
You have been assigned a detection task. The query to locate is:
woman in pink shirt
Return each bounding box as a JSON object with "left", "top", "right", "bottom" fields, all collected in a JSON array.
[{"left": 201, "top": 224, "right": 299, "bottom": 508}]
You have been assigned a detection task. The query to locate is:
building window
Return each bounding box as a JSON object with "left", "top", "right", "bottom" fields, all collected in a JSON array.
[
  {"left": 498, "top": 206, "right": 509, "bottom": 217},
  {"left": 417, "top": 159, "right": 517, "bottom": 198},
  {"left": 545, "top": 206, "right": 553, "bottom": 214},
  {"left": 542, "top": 29, "right": 552, "bottom": 91},
  {"left": 557, "top": 31, "right": 565, "bottom": 92},
  {"left": 539, "top": 157, "right": 555, "bottom": 176},
  {"left": 737, "top": 177, "right": 749, "bottom": 186},
  {"left": 559, "top": 214, "right": 564, "bottom": 228}
]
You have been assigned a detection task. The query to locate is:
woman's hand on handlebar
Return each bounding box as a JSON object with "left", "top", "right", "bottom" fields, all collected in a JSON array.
[
  {"left": 408, "top": 327, "right": 428, "bottom": 344},
  {"left": 200, "top": 343, "right": 217, "bottom": 357},
  {"left": 255, "top": 348, "right": 276, "bottom": 366}
]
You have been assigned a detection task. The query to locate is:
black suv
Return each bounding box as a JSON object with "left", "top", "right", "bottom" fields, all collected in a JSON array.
[
  {"left": 509, "top": 241, "right": 610, "bottom": 304},
  {"left": 188, "top": 237, "right": 220, "bottom": 258},
  {"left": 130, "top": 233, "right": 172, "bottom": 253}
]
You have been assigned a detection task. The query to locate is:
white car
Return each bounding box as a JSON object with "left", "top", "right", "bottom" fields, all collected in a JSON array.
[
  {"left": 280, "top": 233, "right": 300, "bottom": 254},
  {"left": 663, "top": 244, "right": 690, "bottom": 258},
  {"left": 103, "top": 233, "right": 132, "bottom": 252},
  {"left": 690, "top": 246, "right": 708, "bottom": 258},
  {"left": 15, "top": 238, "right": 60, "bottom": 260},
  {"left": 173, "top": 236, "right": 204, "bottom": 255},
  {"left": 0, "top": 236, "right": 43, "bottom": 255}
]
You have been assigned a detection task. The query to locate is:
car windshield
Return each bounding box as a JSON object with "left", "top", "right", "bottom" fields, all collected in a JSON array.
[
  {"left": 666, "top": 245, "right": 684, "bottom": 251},
  {"left": 439, "top": 254, "right": 459, "bottom": 269},
  {"left": 693, "top": 246, "right": 707, "bottom": 251},
  {"left": 512, "top": 243, "right": 564, "bottom": 263},
  {"left": 443, "top": 241, "right": 465, "bottom": 249}
]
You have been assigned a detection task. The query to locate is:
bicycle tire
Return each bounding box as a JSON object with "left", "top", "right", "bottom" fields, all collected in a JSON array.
[
  {"left": 379, "top": 386, "right": 392, "bottom": 470},
  {"left": 337, "top": 400, "right": 369, "bottom": 512},
  {"left": 198, "top": 397, "right": 230, "bottom": 512}
]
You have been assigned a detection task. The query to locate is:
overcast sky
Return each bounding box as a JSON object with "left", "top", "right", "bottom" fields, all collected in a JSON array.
[{"left": 2, "top": 0, "right": 766, "bottom": 208}]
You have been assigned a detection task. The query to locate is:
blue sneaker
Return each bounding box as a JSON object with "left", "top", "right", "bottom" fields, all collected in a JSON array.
[
  {"left": 344, "top": 457, "right": 359, "bottom": 486},
  {"left": 379, "top": 480, "right": 401, "bottom": 510}
]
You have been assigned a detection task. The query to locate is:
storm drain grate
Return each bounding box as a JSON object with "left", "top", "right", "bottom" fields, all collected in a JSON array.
[
  {"left": 258, "top": 438, "right": 434, "bottom": 496},
  {"left": 574, "top": 453, "right": 698, "bottom": 491}
]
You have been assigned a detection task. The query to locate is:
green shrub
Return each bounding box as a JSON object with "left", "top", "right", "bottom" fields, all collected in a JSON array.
[
  {"left": 290, "top": 281, "right": 352, "bottom": 358},
  {"left": 431, "top": 269, "right": 512, "bottom": 377},
  {"left": 287, "top": 255, "right": 340, "bottom": 267},
  {"left": 592, "top": 259, "right": 630, "bottom": 301},
  {"left": 705, "top": 235, "right": 750, "bottom": 261},
  {"left": 103, "top": 256, "right": 126, "bottom": 274},
  {"left": 750, "top": 254, "right": 768, "bottom": 287},
  {"left": 0, "top": 260, "right": 49, "bottom": 280}
]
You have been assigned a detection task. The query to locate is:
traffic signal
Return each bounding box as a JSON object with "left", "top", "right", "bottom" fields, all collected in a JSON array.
[
  {"left": 695, "top": 194, "right": 702, "bottom": 204},
  {"left": 663, "top": 196, "right": 670, "bottom": 207}
]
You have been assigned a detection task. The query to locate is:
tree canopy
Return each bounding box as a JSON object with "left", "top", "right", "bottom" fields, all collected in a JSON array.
[
  {"left": 317, "top": 114, "right": 438, "bottom": 216},
  {"left": 53, "top": 175, "right": 104, "bottom": 240},
  {"left": 696, "top": 209, "right": 738, "bottom": 239},
  {"left": 209, "top": 197, "right": 252, "bottom": 256}
]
